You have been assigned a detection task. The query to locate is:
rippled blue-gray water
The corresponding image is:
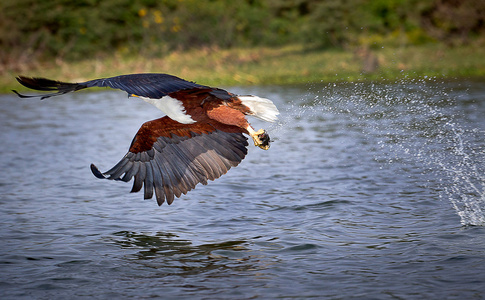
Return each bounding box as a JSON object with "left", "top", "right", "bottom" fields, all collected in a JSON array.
[{"left": 1, "top": 78, "right": 484, "bottom": 299}]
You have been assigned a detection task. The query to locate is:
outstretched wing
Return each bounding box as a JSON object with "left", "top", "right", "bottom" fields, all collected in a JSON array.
[
  {"left": 13, "top": 73, "right": 214, "bottom": 100},
  {"left": 91, "top": 117, "right": 248, "bottom": 205},
  {"left": 85, "top": 73, "right": 211, "bottom": 99}
]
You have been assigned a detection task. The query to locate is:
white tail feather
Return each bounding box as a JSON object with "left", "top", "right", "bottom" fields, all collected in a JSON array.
[{"left": 238, "top": 95, "right": 279, "bottom": 122}]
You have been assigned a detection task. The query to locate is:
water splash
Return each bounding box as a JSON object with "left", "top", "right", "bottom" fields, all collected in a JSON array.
[
  {"left": 292, "top": 77, "right": 485, "bottom": 226},
  {"left": 437, "top": 123, "right": 485, "bottom": 225}
]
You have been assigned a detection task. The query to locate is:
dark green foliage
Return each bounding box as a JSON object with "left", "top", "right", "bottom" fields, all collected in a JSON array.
[{"left": 1, "top": 0, "right": 483, "bottom": 68}]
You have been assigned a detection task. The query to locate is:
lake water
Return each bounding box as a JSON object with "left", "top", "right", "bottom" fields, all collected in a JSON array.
[{"left": 1, "top": 78, "right": 484, "bottom": 299}]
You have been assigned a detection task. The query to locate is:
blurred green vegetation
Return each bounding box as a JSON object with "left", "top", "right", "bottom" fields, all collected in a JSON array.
[{"left": 1, "top": 0, "right": 484, "bottom": 89}]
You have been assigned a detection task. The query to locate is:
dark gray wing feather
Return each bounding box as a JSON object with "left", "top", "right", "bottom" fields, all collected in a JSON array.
[{"left": 91, "top": 130, "right": 248, "bottom": 205}]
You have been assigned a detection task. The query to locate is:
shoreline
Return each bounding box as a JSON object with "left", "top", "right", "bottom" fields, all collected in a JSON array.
[{"left": 2, "top": 44, "right": 484, "bottom": 93}]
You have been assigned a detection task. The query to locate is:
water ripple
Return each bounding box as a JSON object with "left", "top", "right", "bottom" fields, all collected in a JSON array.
[{"left": 1, "top": 80, "right": 485, "bottom": 299}]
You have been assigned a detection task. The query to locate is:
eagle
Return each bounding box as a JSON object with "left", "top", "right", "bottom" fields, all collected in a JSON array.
[{"left": 14, "top": 73, "right": 279, "bottom": 206}]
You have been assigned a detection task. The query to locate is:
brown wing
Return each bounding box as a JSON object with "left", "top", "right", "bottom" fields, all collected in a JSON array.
[{"left": 91, "top": 117, "right": 248, "bottom": 205}]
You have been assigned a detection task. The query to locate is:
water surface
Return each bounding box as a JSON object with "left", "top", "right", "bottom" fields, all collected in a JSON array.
[{"left": 1, "top": 78, "right": 484, "bottom": 299}]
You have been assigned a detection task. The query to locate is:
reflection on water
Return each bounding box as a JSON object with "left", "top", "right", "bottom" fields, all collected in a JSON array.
[
  {"left": 1, "top": 78, "right": 485, "bottom": 299},
  {"left": 110, "top": 231, "right": 256, "bottom": 276}
]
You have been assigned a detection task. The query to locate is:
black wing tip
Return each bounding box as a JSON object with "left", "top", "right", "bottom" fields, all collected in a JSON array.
[
  {"left": 15, "top": 75, "right": 53, "bottom": 90},
  {"left": 12, "top": 90, "right": 31, "bottom": 98},
  {"left": 13, "top": 76, "right": 40, "bottom": 98},
  {"left": 90, "top": 163, "right": 107, "bottom": 179},
  {"left": 15, "top": 75, "right": 28, "bottom": 84},
  {"left": 12, "top": 89, "right": 52, "bottom": 100},
  {"left": 13, "top": 75, "right": 86, "bottom": 99}
]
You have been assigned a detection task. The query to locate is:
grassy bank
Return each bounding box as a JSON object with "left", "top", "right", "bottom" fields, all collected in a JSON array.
[{"left": 2, "top": 43, "right": 485, "bottom": 93}]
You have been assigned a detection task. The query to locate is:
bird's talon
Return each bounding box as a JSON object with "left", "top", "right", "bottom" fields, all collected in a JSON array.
[{"left": 251, "top": 129, "right": 271, "bottom": 150}]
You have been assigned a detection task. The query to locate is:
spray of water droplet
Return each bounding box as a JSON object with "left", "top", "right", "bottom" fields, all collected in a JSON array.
[
  {"left": 275, "top": 77, "right": 484, "bottom": 226},
  {"left": 436, "top": 123, "right": 485, "bottom": 225}
]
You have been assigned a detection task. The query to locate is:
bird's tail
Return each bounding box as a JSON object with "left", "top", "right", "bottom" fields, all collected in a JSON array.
[
  {"left": 238, "top": 95, "right": 280, "bottom": 122},
  {"left": 13, "top": 76, "right": 88, "bottom": 99}
]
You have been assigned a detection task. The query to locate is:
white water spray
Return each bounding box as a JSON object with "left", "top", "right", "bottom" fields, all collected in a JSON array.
[{"left": 280, "top": 78, "right": 485, "bottom": 226}]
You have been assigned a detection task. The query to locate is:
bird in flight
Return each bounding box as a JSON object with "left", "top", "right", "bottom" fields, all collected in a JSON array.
[{"left": 14, "top": 73, "right": 279, "bottom": 206}]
